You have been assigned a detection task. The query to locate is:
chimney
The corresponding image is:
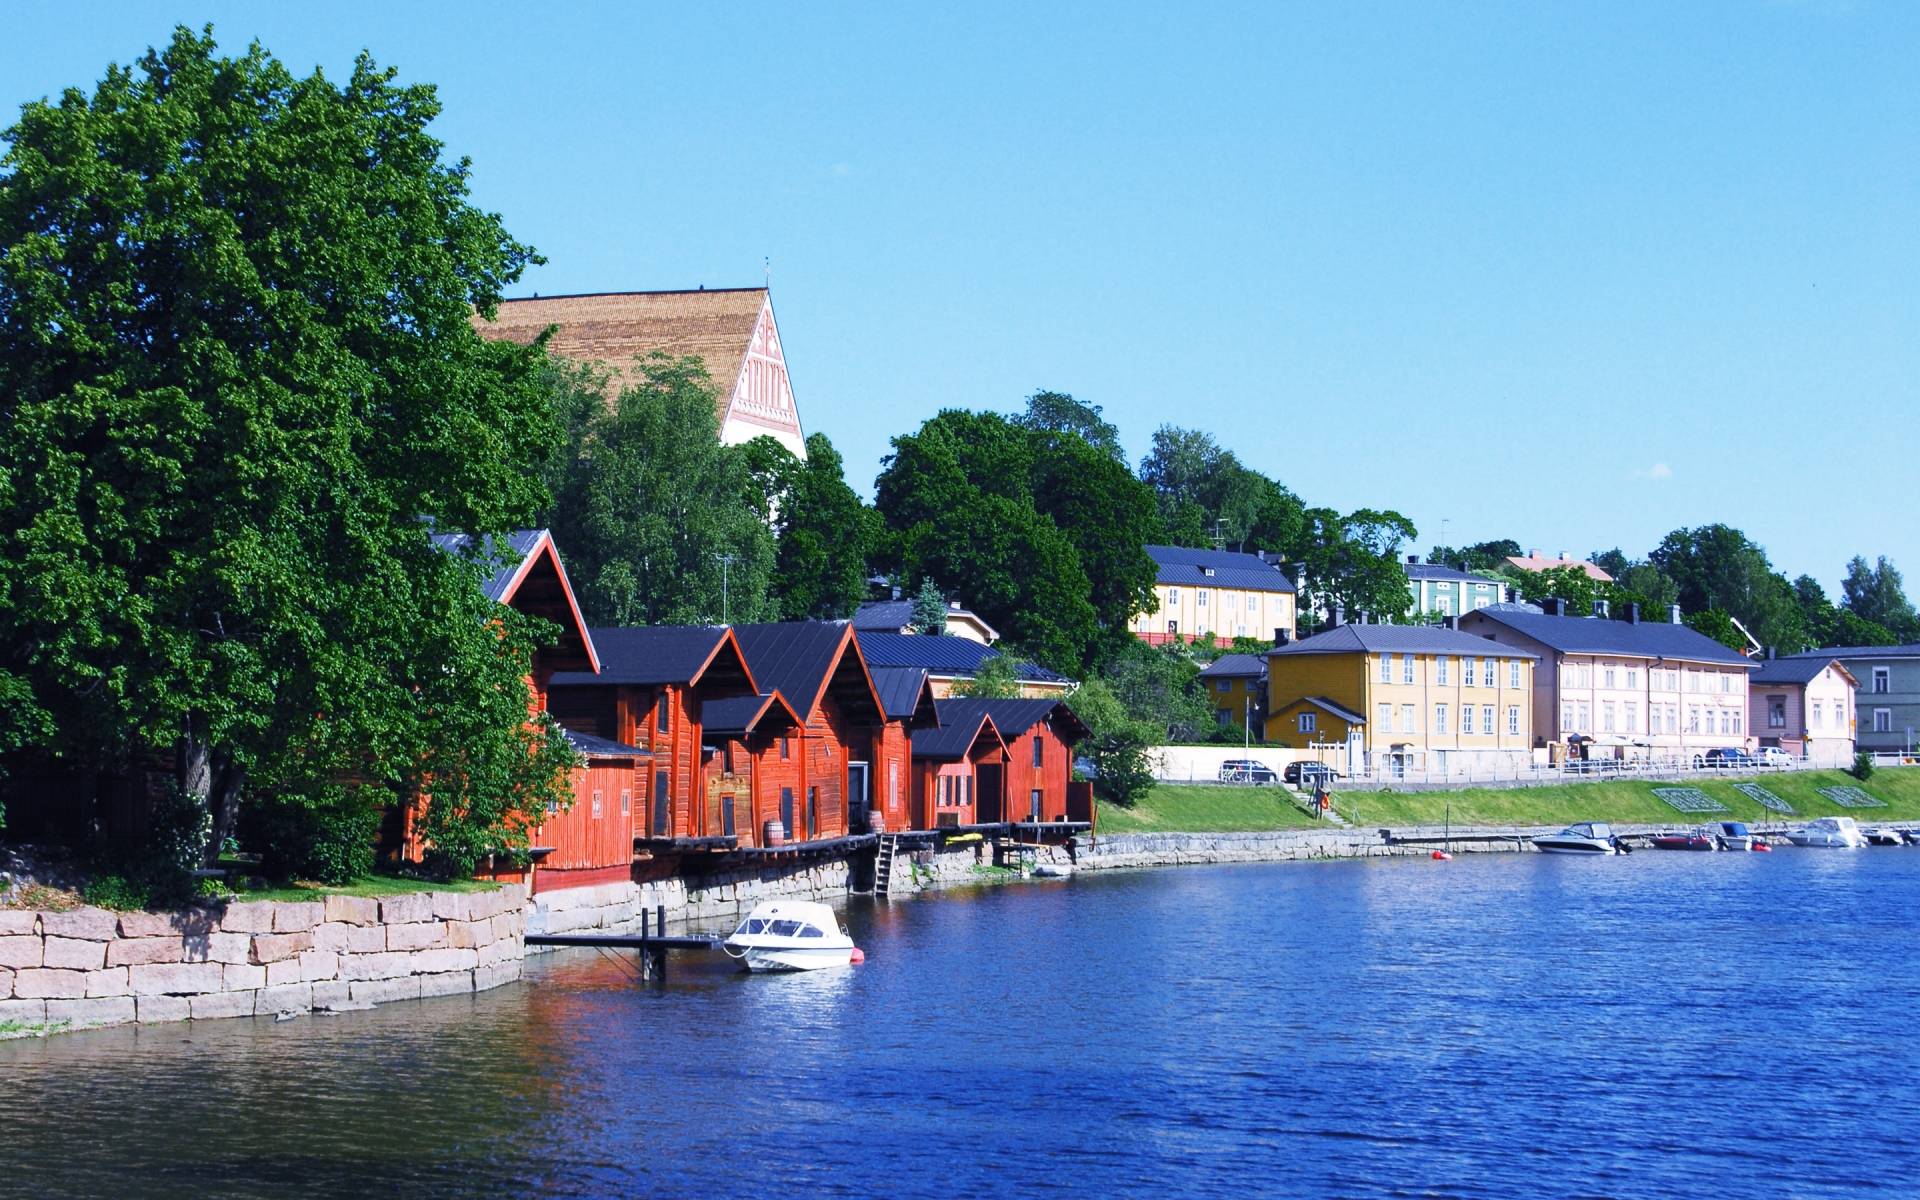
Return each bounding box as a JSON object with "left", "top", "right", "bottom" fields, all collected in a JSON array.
[
  {"left": 949, "top": 601, "right": 961, "bottom": 611},
  {"left": 1543, "top": 598, "right": 1566, "bottom": 617},
  {"left": 1528, "top": 548, "right": 1540, "bottom": 559},
  {"left": 1444, "top": 616, "right": 1459, "bottom": 631},
  {"left": 1766, "top": 645, "right": 1776, "bottom": 660},
  {"left": 1274, "top": 628, "right": 1290, "bottom": 646},
  {"left": 1591, "top": 599, "right": 1608, "bottom": 618},
  {"left": 1558, "top": 549, "right": 1569, "bottom": 561},
  {"left": 1625, "top": 603, "right": 1641, "bottom": 624},
  {"left": 1669, "top": 603, "right": 1682, "bottom": 625},
  {"left": 1331, "top": 605, "right": 1346, "bottom": 627},
  {"left": 1406, "top": 554, "right": 1420, "bottom": 565}
]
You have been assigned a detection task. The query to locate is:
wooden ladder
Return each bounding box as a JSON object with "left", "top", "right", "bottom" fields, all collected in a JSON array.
[{"left": 873, "top": 833, "right": 900, "bottom": 897}]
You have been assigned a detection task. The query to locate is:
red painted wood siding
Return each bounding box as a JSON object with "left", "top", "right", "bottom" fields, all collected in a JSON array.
[
  {"left": 1001, "top": 725, "right": 1072, "bottom": 823},
  {"left": 869, "top": 722, "right": 912, "bottom": 832},
  {"left": 536, "top": 760, "right": 639, "bottom": 872}
]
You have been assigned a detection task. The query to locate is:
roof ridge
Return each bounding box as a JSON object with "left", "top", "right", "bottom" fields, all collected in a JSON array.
[{"left": 498, "top": 287, "right": 767, "bottom": 303}]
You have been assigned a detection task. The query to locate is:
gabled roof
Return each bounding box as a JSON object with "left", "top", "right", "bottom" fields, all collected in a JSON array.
[
  {"left": 1505, "top": 553, "right": 1613, "bottom": 582},
  {"left": 1751, "top": 657, "right": 1858, "bottom": 687},
  {"left": 701, "top": 692, "right": 803, "bottom": 737},
  {"left": 1200, "top": 653, "right": 1267, "bottom": 678},
  {"left": 1460, "top": 609, "right": 1750, "bottom": 666},
  {"left": 853, "top": 632, "right": 1070, "bottom": 685},
  {"left": 1274, "top": 695, "right": 1367, "bottom": 725},
  {"left": 910, "top": 709, "right": 1006, "bottom": 760},
  {"left": 1269, "top": 624, "right": 1539, "bottom": 659},
  {"left": 1782, "top": 643, "right": 1920, "bottom": 661},
  {"left": 731, "top": 621, "right": 883, "bottom": 724},
  {"left": 475, "top": 288, "right": 767, "bottom": 417},
  {"left": 935, "top": 698, "right": 1089, "bottom": 746},
  {"left": 432, "top": 528, "right": 598, "bottom": 673},
  {"left": 852, "top": 600, "right": 915, "bottom": 631},
  {"left": 870, "top": 667, "right": 940, "bottom": 725},
  {"left": 560, "top": 727, "right": 651, "bottom": 759},
  {"left": 550, "top": 625, "right": 753, "bottom": 689},
  {"left": 1146, "top": 545, "right": 1296, "bottom": 593}
]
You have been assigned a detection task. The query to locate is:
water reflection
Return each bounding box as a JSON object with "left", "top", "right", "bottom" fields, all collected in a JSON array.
[{"left": 6, "top": 852, "right": 1919, "bottom": 1199}]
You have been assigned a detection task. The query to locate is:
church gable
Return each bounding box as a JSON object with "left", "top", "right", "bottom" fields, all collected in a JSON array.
[{"left": 720, "top": 300, "right": 806, "bottom": 457}]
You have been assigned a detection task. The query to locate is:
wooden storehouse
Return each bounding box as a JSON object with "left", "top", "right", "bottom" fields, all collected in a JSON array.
[
  {"left": 934, "top": 698, "right": 1090, "bottom": 826},
  {"left": 868, "top": 666, "right": 941, "bottom": 834},
  {"left": 907, "top": 707, "right": 1008, "bottom": 828}
]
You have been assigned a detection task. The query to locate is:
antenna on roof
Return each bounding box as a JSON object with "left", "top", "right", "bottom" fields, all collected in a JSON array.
[{"left": 1211, "top": 519, "right": 1227, "bottom": 551}]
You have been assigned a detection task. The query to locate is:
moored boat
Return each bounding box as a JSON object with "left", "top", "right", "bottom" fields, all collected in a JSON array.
[
  {"left": 1863, "top": 826, "right": 1907, "bottom": 847},
  {"left": 1783, "top": 816, "right": 1867, "bottom": 849},
  {"left": 722, "top": 901, "right": 857, "bottom": 972},
  {"left": 1533, "top": 822, "right": 1622, "bottom": 855},
  {"left": 1650, "top": 827, "right": 1719, "bottom": 851},
  {"left": 1714, "top": 821, "right": 1762, "bottom": 851}
]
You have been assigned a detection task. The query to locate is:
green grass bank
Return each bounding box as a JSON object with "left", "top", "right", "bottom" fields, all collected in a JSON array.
[{"left": 1095, "top": 767, "right": 1920, "bottom": 834}]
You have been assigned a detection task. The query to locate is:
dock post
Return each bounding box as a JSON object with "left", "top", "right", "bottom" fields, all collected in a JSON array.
[
  {"left": 656, "top": 904, "right": 666, "bottom": 937},
  {"left": 640, "top": 908, "right": 650, "bottom": 939},
  {"left": 642, "top": 945, "right": 667, "bottom": 982}
]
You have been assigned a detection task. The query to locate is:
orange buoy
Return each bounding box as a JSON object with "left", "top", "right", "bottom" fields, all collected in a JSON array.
[
  {"left": 849, "top": 946, "right": 866, "bottom": 965},
  {"left": 1431, "top": 850, "right": 1453, "bottom": 861}
]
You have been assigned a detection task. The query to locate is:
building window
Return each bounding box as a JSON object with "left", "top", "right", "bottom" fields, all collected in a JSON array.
[
  {"left": 1603, "top": 665, "right": 1616, "bottom": 689},
  {"left": 621, "top": 788, "right": 631, "bottom": 816},
  {"left": 1811, "top": 701, "right": 1823, "bottom": 728},
  {"left": 1437, "top": 657, "right": 1450, "bottom": 686},
  {"left": 1602, "top": 702, "right": 1615, "bottom": 733},
  {"left": 1625, "top": 702, "right": 1637, "bottom": 733},
  {"left": 1378, "top": 703, "right": 1393, "bottom": 733},
  {"left": 1626, "top": 668, "right": 1638, "bottom": 689},
  {"left": 1401, "top": 703, "right": 1418, "bottom": 732},
  {"left": 1576, "top": 702, "right": 1590, "bottom": 731},
  {"left": 1688, "top": 707, "right": 1700, "bottom": 734},
  {"left": 1561, "top": 702, "right": 1574, "bottom": 731},
  {"left": 1768, "top": 698, "right": 1786, "bottom": 729},
  {"left": 1509, "top": 660, "right": 1521, "bottom": 689},
  {"left": 1168, "top": 588, "right": 1180, "bottom": 605},
  {"left": 1380, "top": 655, "right": 1393, "bottom": 683},
  {"left": 657, "top": 694, "right": 671, "bottom": 734},
  {"left": 1480, "top": 705, "right": 1494, "bottom": 735},
  {"left": 591, "top": 789, "right": 603, "bottom": 819},
  {"left": 1033, "top": 737, "right": 1044, "bottom": 768},
  {"left": 1434, "top": 704, "right": 1448, "bottom": 734},
  {"left": 1167, "top": 620, "right": 1179, "bottom": 636},
  {"left": 1298, "top": 713, "right": 1317, "bottom": 734},
  {"left": 1217, "top": 708, "right": 1232, "bottom": 726},
  {"left": 1720, "top": 674, "right": 1731, "bottom": 694},
  {"left": 1482, "top": 658, "right": 1494, "bottom": 687},
  {"left": 780, "top": 736, "right": 791, "bottom": 760},
  {"left": 1874, "top": 708, "right": 1892, "bottom": 733},
  {"left": 1217, "top": 679, "right": 1232, "bottom": 693},
  {"left": 1873, "top": 667, "right": 1890, "bottom": 694},
  {"left": 1198, "top": 590, "right": 1209, "bottom": 608},
  {"left": 1508, "top": 706, "right": 1521, "bottom": 735},
  {"left": 1577, "top": 665, "right": 1591, "bottom": 688},
  {"left": 1402, "top": 655, "right": 1415, "bottom": 684}
]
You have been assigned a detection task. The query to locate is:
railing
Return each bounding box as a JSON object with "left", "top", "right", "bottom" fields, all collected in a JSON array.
[{"left": 1169, "top": 753, "right": 1872, "bottom": 792}]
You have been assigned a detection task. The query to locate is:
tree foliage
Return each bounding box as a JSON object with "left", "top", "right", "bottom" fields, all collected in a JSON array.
[
  {"left": 1427, "top": 539, "right": 1522, "bottom": 572},
  {"left": 543, "top": 352, "right": 775, "bottom": 626},
  {"left": 759, "top": 433, "right": 873, "bottom": 621},
  {"left": 0, "top": 27, "right": 575, "bottom": 866},
  {"left": 1841, "top": 555, "right": 1918, "bottom": 641},
  {"left": 1296, "top": 508, "right": 1416, "bottom": 628},
  {"left": 1648, "top": 525, "right": 1802, "bottom": 649},
  {"left": 1014, "top": 390, "right": 1125, "bottom": 464},
  {"left": 946, "top": 653, "right": 1022, "bottom": 699},
  {"left": 910, "top": 576, "right": 947, "bottom": 634}
]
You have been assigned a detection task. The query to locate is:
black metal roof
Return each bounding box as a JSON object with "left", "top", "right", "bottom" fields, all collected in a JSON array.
[
  {"left": 852, "top": 600, "right": 915, "bottom": 630},
  {"left": 731, "top": 621, "right": 880, "bottom": 721},
  {"left": 1200, "top": 653, "right": 1267, "bottom": 678},
  {"left": 910, "top": 709, "right": 1002, "bottom": 760},
  {"left": 934, "top": 697, "right": 1089, "bottom": 745},
  {"left": 701, "top": 692, "right": 801, "bottom": 736},
  {"left": 854, "top": 631, "right": 1069, "bottom": 683},
  {"left": 1270, "top": 623, "right": 1539, "bottom": 658},
  {"left": 1146, "top": 545, "right": 1296, "bottom": 593},
  {"left": 870, "top": 667, "right": 938, "bottom": 723},
  {"left": 430, "top": 528, "right": 546, "bottom": 603},
  {"left": 1460, "top": 609, "right": 1750, "bottom": 665},
  {"left": 560, "top": 727, "right": 650, "bottom": 759},
  {"left": 549, "top": 625, "right": 729, "bottom": 686},
  {"left": 1750, "top": 657, "right": 1853, "bottom": 686}
]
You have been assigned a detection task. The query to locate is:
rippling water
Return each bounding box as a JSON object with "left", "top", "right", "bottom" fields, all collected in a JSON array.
[{"left": 7, "top": 850, "right": 1918, "bottom": 1199}]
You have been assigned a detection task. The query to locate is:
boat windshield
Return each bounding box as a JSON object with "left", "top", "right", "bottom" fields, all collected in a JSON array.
[{"left": 798, "top": 924, "right": 825, "bottom": 939}]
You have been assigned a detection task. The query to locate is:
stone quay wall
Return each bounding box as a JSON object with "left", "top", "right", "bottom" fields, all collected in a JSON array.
[
  {"left": 0, "top": 885, "right": 527, "bottom": 1036},
  {"left": 530, "top": 859, "right": 853, "bottom": 938}
]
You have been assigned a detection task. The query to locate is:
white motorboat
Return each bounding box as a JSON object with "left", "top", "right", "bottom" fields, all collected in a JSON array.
[
  {"left": 722, "top": 901, "right": 857, "bottom": 972},
  {"left": 1783, "top": 816, "right": 1867, "bottom": 849},
  {"left": 1862, "top": 826, "right": 1907, "bottom": 847},
  {"left": 1713, "top": 821, "right": 1761, "bottom": 852},
  {"left": 1532, "top": 822, "right": 1622, "bottom": 855}
]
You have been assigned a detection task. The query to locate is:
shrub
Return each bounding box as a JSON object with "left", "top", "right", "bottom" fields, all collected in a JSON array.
[
  {"left": 243, "top": 789, "right": 382, "bottom": 885},
  {"left": 81, "top": 873, "right": 150, "bottom": 911},
  {"left": 1849, "top": 751, "right": 1875, "bottom": 782}
]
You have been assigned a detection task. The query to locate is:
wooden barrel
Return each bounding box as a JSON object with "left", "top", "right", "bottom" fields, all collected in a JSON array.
[{"left": 763, "top": 819, "right": 786, "bottom": 848}]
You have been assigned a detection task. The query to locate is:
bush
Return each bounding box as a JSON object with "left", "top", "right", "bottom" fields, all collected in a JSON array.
[
  {"left": 1088, "top": 735, "right": 1156, "bottom": 807},
  {"left": 243, "top": 790, "right": 382, "bottom": 885},
  {"left": 82, "top": 873, "right": 150, "bottom": 911},
  {"left": 1849, "top": 751, "right": 1875, "bottom": 782}
]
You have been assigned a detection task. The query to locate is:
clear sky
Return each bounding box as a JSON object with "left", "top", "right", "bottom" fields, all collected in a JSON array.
[{"left": 5, "top": 3, "right": 1915, "bottom": 590}]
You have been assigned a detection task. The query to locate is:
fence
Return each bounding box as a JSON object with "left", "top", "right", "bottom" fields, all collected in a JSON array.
[{"left": 1163, "top": 753, "right": 1855, "bottom": 793}]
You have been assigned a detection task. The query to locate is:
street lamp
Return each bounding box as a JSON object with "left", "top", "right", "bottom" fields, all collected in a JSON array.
[{"left": 715, "top": 553, "right": 737, "bottom": 624}]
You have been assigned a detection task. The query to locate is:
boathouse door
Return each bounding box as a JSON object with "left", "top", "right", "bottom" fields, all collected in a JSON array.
[
  {"left": 846, "top": 762, "right": 870, "bottom": 832},
  {"left": 976, "top": 763, "right": 1004, "bottom": 823}
]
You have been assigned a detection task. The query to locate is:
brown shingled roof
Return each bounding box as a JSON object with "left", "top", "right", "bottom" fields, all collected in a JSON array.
[{"left": 473, "top": 289, "right": 767, "bottom": 413}]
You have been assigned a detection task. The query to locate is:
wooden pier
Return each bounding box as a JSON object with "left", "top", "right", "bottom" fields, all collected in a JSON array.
[{"left": 524, "top": 906, "right": 723, "bottom": 981}]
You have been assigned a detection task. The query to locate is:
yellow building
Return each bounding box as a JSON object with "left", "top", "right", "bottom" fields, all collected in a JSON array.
[
  {"left": 1198, "top": 654, "right": 1267, "bottom": 732},
  {"left": 1130, "top": 545, "right": 1297, "bottom": 648},
  {"left": 1263, "top": 623, "right": 1539, "bottom": 776}
]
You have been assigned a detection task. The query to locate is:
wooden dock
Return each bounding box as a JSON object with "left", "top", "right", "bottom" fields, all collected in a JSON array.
[{"left": 524, "top": 906, "right": 724, "bottom": 981}]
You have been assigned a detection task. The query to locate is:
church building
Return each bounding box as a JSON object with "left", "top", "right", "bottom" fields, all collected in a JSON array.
[{"left": 476, "top": 287, "right": 807, "bottom": 459}]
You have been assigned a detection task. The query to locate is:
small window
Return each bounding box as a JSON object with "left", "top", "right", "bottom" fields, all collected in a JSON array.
[
  {"left": 591, "top": 789, "right": 603, "bottom": 819},
  {"left": 1168, "top": 588, "right": 1180, "bottom": 605},
  {"left": 1874, "top": 708, "right": 1892, "bottom": 733},
  {"left": 1873, "top": 667, "right": 1891, "bottom": 694},
  {"left": 1509, "top": 660, "right": 1521, "bottom": 689},
  {"left": 781, "top": 736, "right": 791, "bottom": 760},
  {"left": 798, "top": 924, "right": 824, "bottom": 939},
  {"left": 621, "top": 788, "right": 631, "bottom": 816},
  {"left": 1437, "top": 657, "right": 1450, "bottom": 686},
  {"left": 1481, "top": 705, "right": 1494, "bottom": 734},
  {"left": 1198, "top": 590, "right": 1209, "bottom": 608},
  {"left": 1507, "top": 706, "right": 1521, "bottom": 735},
  {"left": 1377, "top": 703, "right": 1393, "bottom": 733},
  {"left": 1434, "top": 704, "right": 1448, "bottom": 735},
  {"left": 1298, "top": 712, "right": 1316, "bottom": 734},
  {"left": 1402, "top": 655, "right": 1415, "bottom": 684},
  {"left": 1217, "top": 679, "right": 1232, "bottom": 693},
  {"left": 657, "top": 693, "right": 670, "bottom": 734},
  {"left": 1032, "top": 737, "right": 1044, "bottom": 768},
  {"left": 1768, "top": 698, "right": 1786, "bottom": 729}
]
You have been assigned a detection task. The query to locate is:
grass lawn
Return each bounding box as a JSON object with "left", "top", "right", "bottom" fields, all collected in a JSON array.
[
  {"left": 1097, "top": 767, "right": 1920, "bottom": 834},
  {"left": 221, "top": 872, "right": 501, "bottom": 904}
]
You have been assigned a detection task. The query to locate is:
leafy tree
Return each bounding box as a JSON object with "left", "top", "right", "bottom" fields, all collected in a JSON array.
[
  {"left": 761, "top": 433, "right": 873, "bottom": 621},
  {"left": 1794, "top": 574, "right": 1898, "bottom": 649},
  {"left": 1648, "top": 525, "right": 1801, "bottom": 647},
  {"left": 1841, "top": 555, "right": 1918, "bottom": 640},
  {"left": 1014, "top": 390, "right": 1125, "bottom": 464},
  {"left": 1428, "top": 539, "right": 1522, "bottom": 572},
  {"left": 876, "top": 409, "right": 1151, "bottom": 669},
  {"left": 1297, "top": 508, "right": 1416, "bottom": 627},
  {"left": 1137, "top": 425, "right": 1306, "bottom": 555},
  {"left": 1099, "top": 642, "right": 1210, "bottom": 742},
  {"left": 1064, "top": 677, "right": 1156, "bottom": 807},
  {"left": 1510, "top": 564, "right": 1602, "bottom": 613},
  {"left": 0, "top": 28, "right": 575, "bottom": 866},
  {"left": 910, "top": 576, "right": 948, "bottom": 634},
  {"left": 544, "top": 352, "right": 775, "bottom": 625},
  {"left": 1683, "top": 609, "right": 1748, "bottom": 652}
]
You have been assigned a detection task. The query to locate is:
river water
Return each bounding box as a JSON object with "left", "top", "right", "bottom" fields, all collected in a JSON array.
[{"left": 6, "top": 849, "right": 1917, "bottom": 1199}]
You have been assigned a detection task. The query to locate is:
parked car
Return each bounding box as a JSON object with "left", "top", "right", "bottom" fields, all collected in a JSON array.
[
  {"left": 1756, "top": 746, "right": 1795, "bottom": 769},
  {"left": 1219, "top": 759, "right": 1279, "bottom": 784},
  {"left": 1283, "top": 761, "right": 1337, "bottom": 788},
  {"left": 1072, "top": 755, "right": 1099, "bottom": 780},
  {"left": 1695, "top": 748, "right": 1759, "bottom": 771}
]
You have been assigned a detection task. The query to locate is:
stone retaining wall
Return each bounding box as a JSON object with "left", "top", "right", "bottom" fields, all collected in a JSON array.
[
  {"left": 529, "top": 859, "right": 853, "bottom": 937},
  {"left": 0, "top": 885, "right": 526, "bottom": 1036}
]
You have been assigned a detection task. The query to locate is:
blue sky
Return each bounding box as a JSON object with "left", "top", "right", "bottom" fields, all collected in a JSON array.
[{"left": 5, "top": 3, "right": 1915, "bottom": 591}]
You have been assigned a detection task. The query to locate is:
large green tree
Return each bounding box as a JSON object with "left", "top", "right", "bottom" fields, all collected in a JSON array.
[
  {"left": 1841, "top": 555, "right": 1917, "bottom": 640},
  {"left": 1296, "top": 507, "right": 1416, "bottom": 628},
  {"left": 0, "top": 28, "right": 576, "bottom": 866},
  {"left": 875, "top": 409, "right": 1157, "bottom": 669},
  {"left": 1014, "top": 390, "right": 1125, "bottom": 464},
  {"left": 757, "top": 432, "right": 874, "bottom": 621},
  {"left": 542, "top": 352, "right": 775, "bottom": 626},
  {"left": 1648, "top": 525, "right": 1801, "bottom": 648}
]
